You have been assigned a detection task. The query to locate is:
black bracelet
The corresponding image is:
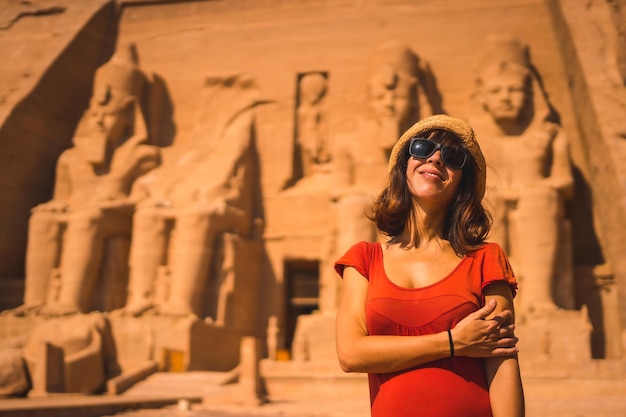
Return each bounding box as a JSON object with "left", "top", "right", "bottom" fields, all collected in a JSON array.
[{"left": 447, "top": 329, "right": 455, "bottom": 357}]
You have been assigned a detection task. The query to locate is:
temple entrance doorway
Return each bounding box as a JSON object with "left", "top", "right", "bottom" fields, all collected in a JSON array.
[{"left": 284, "top": 260, "right": 319, "bottom": 352}]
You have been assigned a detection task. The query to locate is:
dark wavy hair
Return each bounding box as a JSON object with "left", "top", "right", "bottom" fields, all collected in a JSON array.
[{"left": 370, "top": 129, "right": 492, "bottom": 256}]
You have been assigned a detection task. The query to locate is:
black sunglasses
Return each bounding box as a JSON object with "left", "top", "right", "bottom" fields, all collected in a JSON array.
[{"left": 408, "top": 138, "right": 468, "bottom": 169}]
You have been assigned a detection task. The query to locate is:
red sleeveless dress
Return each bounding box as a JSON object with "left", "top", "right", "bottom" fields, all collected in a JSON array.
[{"left": 334, "top": 241, "right": 517, "bottom": 417}]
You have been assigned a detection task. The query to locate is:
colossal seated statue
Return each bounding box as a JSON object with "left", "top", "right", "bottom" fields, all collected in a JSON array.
[
  {"left": 15, "top": 43, "right": 161, "bottom": 316},
  {"left": 122, "top": 74, "right": 261, "bottom": 318},
  {"left": 332, "top": 41, "right": 438, "bottom": 256},
  {"left": 287, "top": 42, "right": 440, "bottom": 361},
  {"left": 469, "top": 35, "right": 575, "bottom": 315},
  {"left": 335, "top": 42, "right": 423, "bottom": 198}
]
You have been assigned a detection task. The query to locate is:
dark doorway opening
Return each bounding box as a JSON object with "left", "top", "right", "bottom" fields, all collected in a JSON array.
[{"left": 284, "top": 260, "right": 319, "bottom": 351}]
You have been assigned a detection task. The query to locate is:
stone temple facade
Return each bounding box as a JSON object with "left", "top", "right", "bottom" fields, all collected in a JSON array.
[{"left": 0, "top": 0, "right": 625, "bottom": 404}]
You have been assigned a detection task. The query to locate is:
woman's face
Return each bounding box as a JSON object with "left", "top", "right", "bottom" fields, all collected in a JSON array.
[{"left": 405, "top": 145, "right": 463, "bottom": 208}]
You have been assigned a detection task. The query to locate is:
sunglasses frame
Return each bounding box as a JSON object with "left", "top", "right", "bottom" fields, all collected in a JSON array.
[{"left": 408, "top": 137, "right": 468, "bottom": 169}]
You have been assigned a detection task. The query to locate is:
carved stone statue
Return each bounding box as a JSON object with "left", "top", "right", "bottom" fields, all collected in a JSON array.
[
  {"left": 122, "top": 74, "right": 260, "bottom": 317},
  {"left": 282, "top": 43, "right": 438, "bottom": 362},
  {"left": 469, "top": 35, "right": 575, "bottom": 315},
  {"left": 296, "top": 72, "right": 330, "bottom": 178},
  {"left": 336, "top": 42, "right": 419, "bottom": 196},
  {"left": 14, "top": 43, "right": 161, "bottom": 316},
  {"left": 333, "top": 41, "right": 436, "bottom": 252}
]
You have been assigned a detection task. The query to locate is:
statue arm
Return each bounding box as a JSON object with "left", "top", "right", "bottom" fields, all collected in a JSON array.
[
  {"left": 546, "top": 126, "right": 574, "bottom": 200},
  {"left": 94, "top": 100, "right": 161, "bottom": 203},
  {"left": 194, "top": 161, "right": 247, "bottom": 206},
  {"left": 129, "top": 173, "right": 157, "bottom": 205},
  {"left": 52, "top": 151, "right": 72, "bottom": 202},
  {"left": 108, "top": 99, "right": 158, "bottom": 180},
  {"left": 194, "top": 104, "right": 254, "bottom": 205},
  {"left": 34, "top": 150, "right": 72, "bottom": 212}
]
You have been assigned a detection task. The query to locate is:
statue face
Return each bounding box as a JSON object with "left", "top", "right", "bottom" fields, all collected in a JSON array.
[
  {"left": 299, "top": 74, "right": 326, "bottom": 106},
  {"left": 74, "top": 84, "right": 133, "bottom": 165},
  {"left": 89, "top": 86, "right": 128, "bottom": 140},
  {"left": 479, "top": 66, "right": 529, "bottom": 123},
  {"left": 368, "top": 66, "right": 412, "bottom": 126}
]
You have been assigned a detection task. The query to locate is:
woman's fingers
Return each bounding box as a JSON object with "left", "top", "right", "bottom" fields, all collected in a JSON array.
[
  {"left": 490, "top": 309, "right": 513, "bottom": 326},
  {"left": 453, "top": 304, "right": 519, "bottom": 357},
  {"left": 491, "top": 345, "right": 520, "bottom": 356},
  {"left": 496, "top": 334, "right": 518, "bottom": 346},
  {"left": 498, "top": 324, "right": 516, "bottom": 337}
]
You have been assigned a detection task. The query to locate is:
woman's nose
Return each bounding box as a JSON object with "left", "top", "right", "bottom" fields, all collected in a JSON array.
[{"left": 427, "top": 150, "right": 444, "bottom": 165}]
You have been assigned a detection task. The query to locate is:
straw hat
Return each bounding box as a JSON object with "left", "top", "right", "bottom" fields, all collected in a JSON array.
[{"left": 387, "top": 114, "right": 487, "bottom": 198}]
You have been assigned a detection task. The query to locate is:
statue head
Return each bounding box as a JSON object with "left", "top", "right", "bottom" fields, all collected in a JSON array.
[
  {"left": 299, "top": 72, "right": 327, "bottom": 106},
  {"left": 475, "top": 35, "right": 532, "bottom": 127},
  {"left": 74, "top": 43, "right": 147, "bottom": 166},
  {"left": 478, "top": 61, "right": 530, "bottom": 123},
  {"left": 367, "top": 42, "right": 419, "bottom": 135}
]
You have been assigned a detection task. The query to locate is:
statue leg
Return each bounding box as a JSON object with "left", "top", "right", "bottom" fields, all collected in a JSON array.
[
  {"left": 125, "top": 207, "right": 169, "bottom": 315},
  {"left": 516, "top": 185, "right": 561, "bottom": 313},
  {"left": 22, "top": 210, "right": 64, "bottom": 310},
  {"left": 162, "top": 204, "right": 249, "bottom": 317},
  {"left": 48, "top": 208, "right": 105, "bottom": 315},
  {"left": 485, "top": 191, "right": 508, "bottom": 251}
]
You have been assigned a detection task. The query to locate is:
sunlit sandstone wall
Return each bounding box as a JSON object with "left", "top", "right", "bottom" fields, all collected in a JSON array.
[
  {"left": 117, "top": 0, "right": 578, "bottom": 351},
  {"left": 551, "top": 0, "right": 626, "bottom": 344},
  {"left": 0, "top": 0, "right": 625, "bottom": 358}
]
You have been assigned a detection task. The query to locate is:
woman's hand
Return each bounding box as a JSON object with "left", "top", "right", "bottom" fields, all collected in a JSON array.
[{"left": 451, "top": 299, "right": 518, "bottom": 357}]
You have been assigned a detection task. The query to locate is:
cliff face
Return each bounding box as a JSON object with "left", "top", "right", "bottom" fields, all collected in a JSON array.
[
  {"left": 0, "top": 0, "right": 116, "bottom": 279},
  {"left": 551, "top": 0, "right": 626, "bottom": 334}
]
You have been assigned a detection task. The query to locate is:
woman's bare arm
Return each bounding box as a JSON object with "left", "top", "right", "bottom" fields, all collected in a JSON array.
[
  {"left": 336, "top": 267, "right": 519, "bottom": 374},
  {"left": 484, "top": 282, "right": 525, "bottom": 417}
]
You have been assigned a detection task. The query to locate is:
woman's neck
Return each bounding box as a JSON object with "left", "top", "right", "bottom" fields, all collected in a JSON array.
[{"left": 394, "top": 206, "right": 447, "bottom": 249}]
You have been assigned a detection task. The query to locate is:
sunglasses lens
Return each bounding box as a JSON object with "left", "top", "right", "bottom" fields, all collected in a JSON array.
[
  {"left": 409, "top": 139, "right": 436, "bottom": 158},
  {"left": 441, "top": 147, "right": 466, "bottom": 169},
  {"left": 409, "top": 138, "right": 467, "bottom": 169}
]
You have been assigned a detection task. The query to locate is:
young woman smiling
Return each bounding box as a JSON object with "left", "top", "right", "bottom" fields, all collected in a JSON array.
[{"left": 335, "top": 114, "right": 524, "bottom": 417}]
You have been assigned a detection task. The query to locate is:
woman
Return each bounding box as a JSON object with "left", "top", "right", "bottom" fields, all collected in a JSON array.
[{"left": 335, "top": 114, "right": 524, "bottom": 417}]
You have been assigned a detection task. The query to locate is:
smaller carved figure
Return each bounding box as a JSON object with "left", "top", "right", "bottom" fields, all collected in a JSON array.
[{"left": 296, "top": 72, "right": 330, "bottom": 178}]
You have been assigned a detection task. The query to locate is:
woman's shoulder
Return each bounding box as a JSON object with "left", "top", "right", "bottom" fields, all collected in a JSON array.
[
  {"left": 467, "top": 241, "right": 506, "bottom": 257},
  {"left": 334, "top": 240, "right": 381, "bottom": 278},
  {"left": 470, "top": 242, "right": 517, "bottom": 294},
  {"left": 346, "top": 240, "right": 381, "bottom": 256}
]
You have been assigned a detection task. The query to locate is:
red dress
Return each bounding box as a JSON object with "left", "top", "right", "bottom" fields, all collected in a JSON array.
[{"left": 334, "top": 241, "right": 517, "bottom": 417}]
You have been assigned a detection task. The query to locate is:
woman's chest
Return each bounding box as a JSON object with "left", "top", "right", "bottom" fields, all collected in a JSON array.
[
  {"left": 365, "top": 254, "right": 483, "bottom": 330},
  {"left": 382, "top": 248, "right": 463, "bottom": 289}
]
